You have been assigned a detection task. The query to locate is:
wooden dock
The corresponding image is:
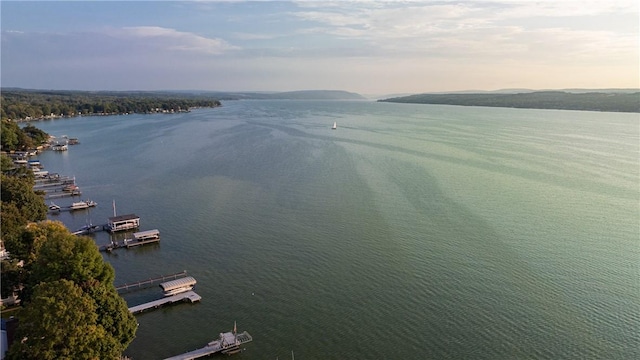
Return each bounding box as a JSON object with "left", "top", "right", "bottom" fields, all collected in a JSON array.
[
  {"left": 44, "top": 190, "right": 81, "bottom": 199},
  {"left": 128, "top": 290, "right": 201, "bottom": 314},
  {"left": 116, "top": 271, "right": 188, "bottom": 293},
  {"left": 163, "top": 330, "right": 253, "bottom": 360},
  {"left": 99, "top": 237, "right": 160, "bottom": 252}
]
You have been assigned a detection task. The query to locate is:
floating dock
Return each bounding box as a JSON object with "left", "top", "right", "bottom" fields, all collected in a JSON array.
[
  {"left": 128, "top": 290, "right": 201, "bottom": 314},
  {"left": 99, "top": 229, "right": 160, "bottom": 252},
  {"left": 44, "top": 190, "right": 81, "bottom": 199},
  {"left": 164, "top": 327, "right": 253, "bottom": 360}
]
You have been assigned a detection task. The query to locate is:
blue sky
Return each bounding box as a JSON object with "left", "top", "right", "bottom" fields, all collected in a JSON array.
[{"left": 1, "top": 1, "right": 638, "bottom": 95}]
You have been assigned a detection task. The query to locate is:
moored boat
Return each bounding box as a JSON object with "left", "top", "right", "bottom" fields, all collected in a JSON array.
[{"left": 69, "top": 200, "right": 97, "bottom": 210}]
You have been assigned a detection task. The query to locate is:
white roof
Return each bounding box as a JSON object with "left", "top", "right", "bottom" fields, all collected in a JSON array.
[
  {"left": 133, "top": 229, "right": 160, "bottom": 238},
  {"left": 160, "top": 276, "right": 197, "bottom": 292}
]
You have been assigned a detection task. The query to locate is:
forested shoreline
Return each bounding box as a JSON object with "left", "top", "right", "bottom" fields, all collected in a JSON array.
[
  {"left": 1, "top": 89, "right": 222, "bottom": 121},
  {"left": 379, "top": 91, "right": 640, "bottom": 113},
  {"left": 1, "top": 124, "right": 137, "bottom": 359}
]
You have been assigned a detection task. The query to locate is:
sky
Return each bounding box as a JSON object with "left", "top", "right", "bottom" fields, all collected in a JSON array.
[{"left": 1, "top": 0, "right": 638, "bottom": 95}]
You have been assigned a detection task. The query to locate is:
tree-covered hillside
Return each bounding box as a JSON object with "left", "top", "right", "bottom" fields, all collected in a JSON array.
[
  {"left": 379, "top": 91, "right": 640, "bottom": 113},
  {"left": 1, "top": 89, "right": 222, "bottom": 121}
]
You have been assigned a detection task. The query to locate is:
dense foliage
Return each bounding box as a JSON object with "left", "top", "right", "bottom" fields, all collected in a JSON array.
[
  {"left": 7, "top": 279, "right": 123, "bottom": 360},
  {"left": 379, "top": 91, "right": 640, "bottom": 113},
  {"left": 1, "top": 123, "right": 137, "bottom": 358},
  {"left": 1, "top": 120, "right": 48, "bottom": 152},
  {"left": 0, "top": 172, "right": 48, "bottom": 253},
  {"left": 6, "top": 222, "right": 137, "bottom": 360},
  {"left": 1, "top": 89, "right": 222, "bottom": 121}
]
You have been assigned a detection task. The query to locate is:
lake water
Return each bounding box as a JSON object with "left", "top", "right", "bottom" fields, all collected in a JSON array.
[{"left": 33, "top": 100, "right": 639, "bottom": 359}]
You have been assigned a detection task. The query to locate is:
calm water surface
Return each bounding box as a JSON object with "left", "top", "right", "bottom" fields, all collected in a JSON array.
[{"left": 34, "top": 101, "right": 639, "bottom": 359}]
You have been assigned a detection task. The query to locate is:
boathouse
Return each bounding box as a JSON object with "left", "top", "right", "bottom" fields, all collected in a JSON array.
[
  {"left": 106, "top": 214, "right": 140, "bottom": 233},
  {"left": 133, "top": 229, "right": 160, "bottom": 242},
  {"left": 160, "top": 276, "right": 197, "bottom": 296}
]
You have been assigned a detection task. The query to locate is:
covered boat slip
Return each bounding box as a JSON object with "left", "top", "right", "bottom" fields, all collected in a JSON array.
[
  {"left": 160, "top": 276, "right": 197, "bottom": 296},
  {"left": 133, "top": 229, "right": 160, "bottom": 241},
  {"left": 122, "top": 229, "right": 161, "bottom": 248},
  {"left": 105, "top": 213, "right": 140, "bottom": 232},
  {"left": 98, "top": 228, "right": 160, "bottom": 252}
]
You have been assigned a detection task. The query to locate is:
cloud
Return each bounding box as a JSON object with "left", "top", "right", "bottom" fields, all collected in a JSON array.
[
  {"left": 108, "top": 26, "right": 239, "bottom": 55},
  {"left": 231, "top": 32, "right": 278, "bottom": 40},
  {"left": 1, "top": 1, "right": 637, "bottom": 93},
  {"left": 285, "top": 1, "right": 638, "bottom": 61}
]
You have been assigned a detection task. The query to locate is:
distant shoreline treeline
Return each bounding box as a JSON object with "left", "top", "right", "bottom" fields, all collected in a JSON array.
[
  {"left": 379, "top": 91, "right": 640, "bottom": 113},
  {"left": 1, "top": 89, "right": 222, "bottom": 121}
]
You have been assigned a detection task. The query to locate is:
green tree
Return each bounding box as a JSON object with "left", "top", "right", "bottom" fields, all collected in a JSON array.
[
  {"left": 22, "top": 221, "right": 138, "bottom": 351},
  {"left": 28, "top": 221, "right": 114, "bottom": 287},
  {"left": 1, "top": 119, "right": 20, "bottom": 151},
  {"left": 0, "top": 173, "right": 47, "bottom": 226},
  {"left": 1, "top": 259, "right": 24, "bottom": 298},
  {"left": 1, "top": 153, "right": 16, "bottom": 172},
  {"left": 86, "top": 284, "right": 138, "bottom": 349},
  {"left": 0, "top": 202, "right": 30, "bottom": 259},
  {"left": 21, "top": 124, "right": 49, "bottom": 146},
  {"left": 6, "top": 280, "right": 121, "bottom": 360}
]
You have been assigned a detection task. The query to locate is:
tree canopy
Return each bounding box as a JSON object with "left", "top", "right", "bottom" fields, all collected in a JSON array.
[
  {"left": 5, "top": 222, "right": 137, "bottom": 360},
  {"left": 1, "top": 89, "right": 222, "bottom": 121},
  {"left": 379, "top": 91, "right": 640, "bottom": 113},
  {"left": 6, "top": 279, "right": 122, "bottom": 360},
  {"left": 1, "top": 172, "right": 48, "bottom": 255},
  {"left": 1, "top": 119, "right": 43, "bottom": 151}
]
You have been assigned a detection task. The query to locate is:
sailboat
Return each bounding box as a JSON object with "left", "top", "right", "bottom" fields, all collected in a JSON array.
[{"left": 331, "top": 121, "right": 337, "bottom": 130}]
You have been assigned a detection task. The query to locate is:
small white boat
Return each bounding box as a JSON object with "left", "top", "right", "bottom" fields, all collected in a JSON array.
[
  {"left": 49, "top": 202, "right": 61, "bottom": 211},
  {"left": 69, "top": 200, "right": 97, "bottom": 210},
  {"left": 331, "top": 121, "right": 337, "bottom": 130}
]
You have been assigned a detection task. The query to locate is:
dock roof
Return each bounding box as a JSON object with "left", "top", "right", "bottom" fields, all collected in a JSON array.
[
  {"left": 133, "top": 229, "right": 160, "bottom": 238},
  {"left": 160, "top": 276, "right": 197, "bottom": 292},
  {"left": 108, "top": 213, "right": 139, "bottom": 222}
]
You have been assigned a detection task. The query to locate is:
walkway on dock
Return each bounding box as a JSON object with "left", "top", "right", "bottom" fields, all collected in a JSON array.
[
  {"left": 45, "top": 191, "right": 81, "bottom": 199},
  {"left": 128, "top": 290, "right": 201, "bottom": 314},
  {"left": 163, "top": 331, "right": 253, "bottom": 360},
  {"left": 116, "top": 271, "right": 188, "bottom": 293},
  {"left": 99, "top": 237, "right": 159, "bottom": 252}
]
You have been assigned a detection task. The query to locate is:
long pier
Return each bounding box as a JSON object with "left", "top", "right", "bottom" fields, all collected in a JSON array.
[
  {"left": 128, "top": 290, "right": 201, "bottom": 314},
  {"left": 116, "top": 271, "right": 188, "bottom": 293},
  {"left": 45, "top": 191, "right": 82, "bottom": 199},
  {"left": 99, "top": 237, "right": 160, "bottom": 252},
  {"left": 163, "top": 331, "right": 253, "bottom": 360}
]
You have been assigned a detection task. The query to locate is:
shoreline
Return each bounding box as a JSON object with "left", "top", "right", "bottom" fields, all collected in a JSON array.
[{"left": 12, "top": 105, "right": 221, "bottom": 123}]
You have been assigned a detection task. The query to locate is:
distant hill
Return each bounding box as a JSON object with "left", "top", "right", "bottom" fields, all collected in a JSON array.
[
  {"left": 199, "top": 90, "right": 366, "bottom": 100},
  {"left": 379, "top": 90, "right": 640, "bottom": 113},
  {"left": 1, "top": 88, "right": 366, "bottom": 101}
]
